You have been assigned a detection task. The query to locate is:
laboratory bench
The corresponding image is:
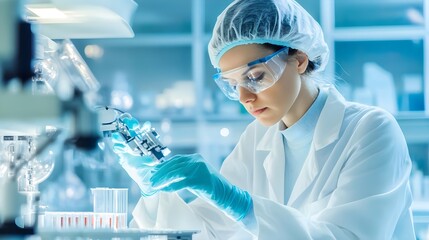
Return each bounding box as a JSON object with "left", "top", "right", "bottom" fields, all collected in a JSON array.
[{"left": 31, "top": 228, "right": 199, "bottom": 240}]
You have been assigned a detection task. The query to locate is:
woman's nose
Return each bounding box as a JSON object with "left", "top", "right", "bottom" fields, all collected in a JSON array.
[{"left": 238, "top": 86, "right": 256, "bottom": 104}]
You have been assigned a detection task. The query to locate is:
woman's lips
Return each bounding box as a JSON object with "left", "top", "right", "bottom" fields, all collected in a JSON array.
[{"left": 251, "top": 107, "right": 267, "bottom": 116}]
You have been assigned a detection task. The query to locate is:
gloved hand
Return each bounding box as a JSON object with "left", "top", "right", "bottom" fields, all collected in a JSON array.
[
  {"left": 111, "top": 117, "right": 157, "bottom": 196},
  {"left": 150, "top": 153, "right": 253, "bottom": 221}
]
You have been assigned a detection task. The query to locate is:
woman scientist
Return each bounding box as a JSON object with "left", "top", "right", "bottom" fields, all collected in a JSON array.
[{"left": 113, "top": 0, "right": 415, "bottom": 239}]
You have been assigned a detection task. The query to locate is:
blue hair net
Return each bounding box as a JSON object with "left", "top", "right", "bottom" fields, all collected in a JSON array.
[{"left": 208, "top": 0, "right": 329, "bottom": 73}]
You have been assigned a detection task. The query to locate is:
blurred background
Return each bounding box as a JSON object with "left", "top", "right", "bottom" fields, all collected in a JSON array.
[{"left": 15, "top": 0, "right": 429, "bottom": 238}]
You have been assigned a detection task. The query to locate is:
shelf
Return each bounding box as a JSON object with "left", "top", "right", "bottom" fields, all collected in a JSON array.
[
  {"left": 412, "top": 201, "right": 429, "bottom": 212},
  {"left": 334, "top": 26, "right": 426, "bottom": 41}
]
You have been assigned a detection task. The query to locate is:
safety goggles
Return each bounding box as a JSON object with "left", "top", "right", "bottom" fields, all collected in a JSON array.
[{"left": 213, "top": 47, "right": 289, "bottom": 101}]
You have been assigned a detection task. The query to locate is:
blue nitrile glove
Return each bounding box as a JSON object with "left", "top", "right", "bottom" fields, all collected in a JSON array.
[
  {"left": 150, "top": 153, "right": 253, "bottom": 221},
  {"left": 111, "top": 117, "right": 157, "bottom": 196},
  {"left": 116, "top": 152, "right": 157, "bottom": 196}
]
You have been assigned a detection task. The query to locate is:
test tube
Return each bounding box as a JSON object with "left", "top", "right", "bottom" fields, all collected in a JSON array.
[
  {"left": 40, "top": 188, "right": 128, "bottom": 230},
  {"left": 91, "top": 188, "right": 128, "bottom": 229},
  {"left": 44, "top": 212, "right": 90, "bottom": 230}
]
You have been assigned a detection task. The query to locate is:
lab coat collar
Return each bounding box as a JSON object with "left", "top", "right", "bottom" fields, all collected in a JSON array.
[
  {"left": 261, "top": 130, "right": 285, "bottom": 203},
  {"left": 289, "top": 86, "right": 346, "bottom": 206},
  {"left": 256, "top": 85, "right": 346, "bottom": 205},
  {"left": 256, "top": 120, "right": 285, "bottom": 203},
  {"left": 313, "top": 85, "right": 346, "bottom": 150}
]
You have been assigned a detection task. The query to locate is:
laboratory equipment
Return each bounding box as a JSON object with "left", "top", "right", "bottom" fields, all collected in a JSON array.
[
  {"left": 0, "top": 32, "right": 101, "bottom": 232},
  {"left": 41, "top": 212, "right": 127, "bottom": 230},
  {"left": 0, "top": 133, "right": 57, "bottom": 228},
  {"left": 37, "top": 189, "right": 199, "bottom": 239},
  {"left": 40, "top": 188, "right": 128, "bottom": 231},
  {"left": 98, "top": 107, "right": 171, "bottom": 196},
  {"left": 91, "top": 188, "right": 128, "bottom": 229},
  {"left": 0, "top": 129, "right": 61, "bottom": 236},
  {"left": 91, "top": 188, "right": 128, "bottom": 214},
  {"left": 98, "top": 106, "right": 171, "bottom": 163},
  {"left": 0, "top": 0, "right": 141, "bottom": 239},
  {"left": 0, "top": 135, "right": 56, "bottom": 191}
]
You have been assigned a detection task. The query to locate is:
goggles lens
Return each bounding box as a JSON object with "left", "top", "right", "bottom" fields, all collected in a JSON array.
[{"left": 213, "top": 47, "right": 289, "bottom": 101}]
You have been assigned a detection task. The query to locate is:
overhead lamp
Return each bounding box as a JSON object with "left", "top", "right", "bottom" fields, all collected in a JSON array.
[{"left": 24, "top": 0, "right": 138, "bottom": 39}]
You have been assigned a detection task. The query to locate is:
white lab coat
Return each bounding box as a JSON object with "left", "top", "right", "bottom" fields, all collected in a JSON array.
[{"left": 131, "top": 86, "right": 415, "bottom": 239}]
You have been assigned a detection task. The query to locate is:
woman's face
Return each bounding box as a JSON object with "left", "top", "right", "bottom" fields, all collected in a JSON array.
[{"left": 218, "top": 44, "right": 314, "bottom": 127}]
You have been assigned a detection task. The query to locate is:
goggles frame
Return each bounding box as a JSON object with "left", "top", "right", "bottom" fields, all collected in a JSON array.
[{"left": 213, "top": 47, "right": 289, "bottom": 100}]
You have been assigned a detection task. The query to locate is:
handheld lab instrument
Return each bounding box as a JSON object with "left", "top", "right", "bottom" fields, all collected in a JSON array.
[{"left": 98, "top": 106, "right": 171, "bottom": 163}]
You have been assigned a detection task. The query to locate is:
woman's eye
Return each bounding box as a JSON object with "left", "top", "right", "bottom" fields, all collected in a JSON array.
[{"left": 246, "top": 71, "right": 265, "bottom": 81}]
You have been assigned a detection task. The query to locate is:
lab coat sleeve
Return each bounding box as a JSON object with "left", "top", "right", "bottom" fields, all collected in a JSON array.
[{"left": 247, "top": 108, "right": 414, "bottom": 239}]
